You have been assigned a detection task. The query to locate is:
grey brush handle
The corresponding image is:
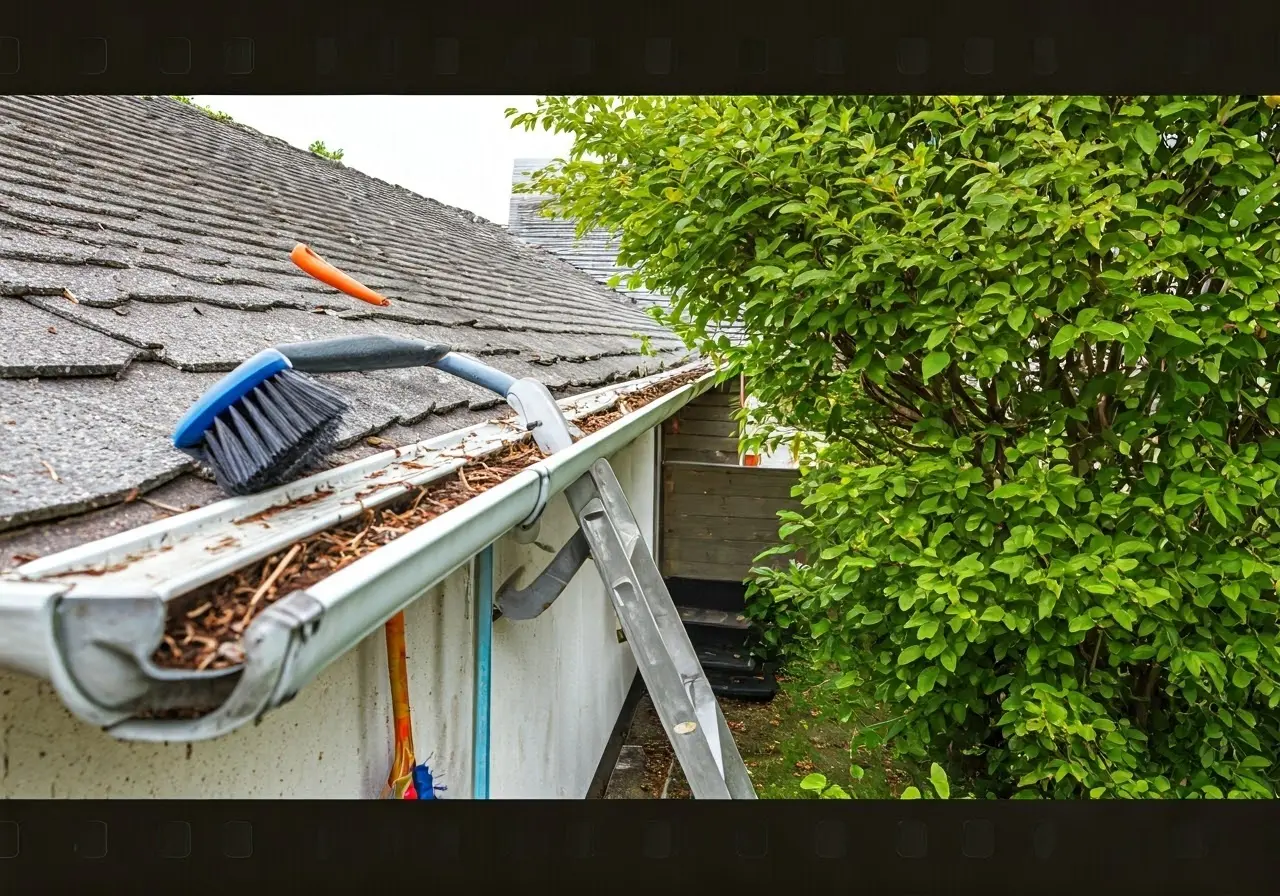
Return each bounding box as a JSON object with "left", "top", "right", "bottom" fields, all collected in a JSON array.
[
  {"left": 277, "top": 336, "right": 451, "bottom": 373},
  {"left": 275, "top": 336, "right": 518, "bottom": 397},
  {"left": 433, "top": 352, "right": 517, "bottom": 397}
]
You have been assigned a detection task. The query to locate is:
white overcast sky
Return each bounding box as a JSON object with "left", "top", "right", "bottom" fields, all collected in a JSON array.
[{"left": 193, "top": 96, "right": 573, "bottom": 226}]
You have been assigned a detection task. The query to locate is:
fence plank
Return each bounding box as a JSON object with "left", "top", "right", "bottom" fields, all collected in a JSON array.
[
  {"left": 663, "top": 516, "right": 786, "bottom": 543},
  {"left": 664, "top": 463, "right": 799, "bottom": 500},
  {"left": 663, "top": 538, "right": 785, "bottom": 568},
  {"left": 666, "top": 417, "right": 739, "bottom": 438},
  {"left": 685, "top": 391, "right": 740, "bottom": 407},
  {"left": 660, "top": 558, "right": 766, "bottom": 582},
  {"left": 664, "top": 433, "right": 741, "bottom": 454},
  {"left": 664, "top": 494, "right": 802, "bottom": 520}
]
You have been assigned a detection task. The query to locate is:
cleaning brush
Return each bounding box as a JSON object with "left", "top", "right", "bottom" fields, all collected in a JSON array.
[
  {"left": 172, "top": 335, "right": 517, "bottom": 496},
  {"left": 173, "top": 337, "right": 456, "bottom": 495},
  {"left": 174, "top": 247, "right": 520, "bottom": 496}
]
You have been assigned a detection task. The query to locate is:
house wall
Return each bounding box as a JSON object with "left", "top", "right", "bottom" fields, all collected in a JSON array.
[{"left": 0, "top": 431, "right": 655, "bottom": 799}]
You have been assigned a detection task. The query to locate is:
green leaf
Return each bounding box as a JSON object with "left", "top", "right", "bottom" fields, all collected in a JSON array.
[
  {"left": 918, "top": 666, "right": 940, "bottom": 694},
  {"left": 1204, "top": 493, "right": 1227, "bottom": 527},
  {"left": 898, "top": 645, "right": 924, "bottom": 665},
  {"left": 900, "top": 786, "right": 922, "bottom": 800},
  {"left": 1133, "top": 121, "right": 1160, "bottom": 155},
  {"left": 774, "top": 200, "right": 810, "bottom": 216},
  {"left": 1050, "top": 325, "right": 1078, "bottom": 359},
  {"left": 674, "top": 214, "right": 699, "bottom": 233},
  {"left": 793, "top": 268, "right": 834, "bottom": 288},
  {"left": 799, "top": 773, "right": 828, "bottom": 792},
  {"left": 1038, "top": 591, "right": 1058, "bottom": 619},
  {"left": 929, "top": 763, "right": 951, "bottom": 799},
  {"left": 729, "top": 195, "right": 773, "bottom": 222},
  {"left": 1083, "top": 222, "right": 1102, "bottom": 250},
  {"left": 922, "top": 351, "right": 951, "bottom": 383},
  {"left": 1164, "top": 322, "right": 1203, "bottom": 345}
]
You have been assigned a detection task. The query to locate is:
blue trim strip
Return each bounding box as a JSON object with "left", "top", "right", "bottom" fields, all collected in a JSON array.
[
  {"left": 472, "top": 545, "right": 495, "bottom": 799},
  {"left": 171, "top": 349, "right": 291, "bottom": 447}
]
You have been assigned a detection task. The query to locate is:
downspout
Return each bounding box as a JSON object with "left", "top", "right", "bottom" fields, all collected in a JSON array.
[{"left": 472, "top": 544, "right": 494, "bottom": 799}]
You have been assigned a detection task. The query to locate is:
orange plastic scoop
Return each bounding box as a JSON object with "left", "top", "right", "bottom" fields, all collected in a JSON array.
[{"left": 290, "top": 243, "right": 390, "bottom": 306}]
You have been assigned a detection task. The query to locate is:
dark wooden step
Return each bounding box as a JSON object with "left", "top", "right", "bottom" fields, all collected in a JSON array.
[
  {"left": 707, "top": 668, "right": 777, "bottom": 701},
  {"left": 696, "top": 644, "right": 757, "bottom": 674},
  {"left": 676, "top": 605, "right": 750, "bottom": 630}
]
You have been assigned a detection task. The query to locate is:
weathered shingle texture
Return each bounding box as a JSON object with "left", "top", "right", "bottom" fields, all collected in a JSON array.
[{"left": 0, "top": 96, "right": 690, "bottom": 561}]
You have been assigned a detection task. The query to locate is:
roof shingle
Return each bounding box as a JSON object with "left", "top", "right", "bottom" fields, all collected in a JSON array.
[{"left": 0, "top": 96, "right": 691, "bottom": 553}]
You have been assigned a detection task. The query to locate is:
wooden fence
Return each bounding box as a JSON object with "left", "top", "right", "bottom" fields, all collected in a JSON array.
[{"left": 658, "top": 382, "right": 801, "bottom": 582}]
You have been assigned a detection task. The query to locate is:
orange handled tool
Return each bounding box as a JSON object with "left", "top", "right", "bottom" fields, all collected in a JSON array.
[
  {"left": 381, "top": 610, "right": 418, "bottom": 799},
  {"left": 290, "top": 243, "right": 390, "bottom": 307}
]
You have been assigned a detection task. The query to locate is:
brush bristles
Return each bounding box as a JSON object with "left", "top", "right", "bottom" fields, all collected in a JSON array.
[{"left": 187, "top": 369, "right": 349, "bottom": 495}]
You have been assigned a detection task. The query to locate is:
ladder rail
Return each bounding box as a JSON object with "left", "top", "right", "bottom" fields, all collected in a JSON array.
[
  {"left": 569, "top": 459, "right": 757, "bottom": 800},
  {"left": 496, "top": 376, "right": 756, "bottom": 799},
  {"left": 577, "top": 499, "right": 734, "bottom": 799},
  {"left": 591, "top": 461, "right": 727, "bottom": 774}
]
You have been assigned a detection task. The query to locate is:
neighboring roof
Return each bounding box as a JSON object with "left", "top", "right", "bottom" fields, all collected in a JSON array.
[
  {"left": 0, "top": 97, "right": 691, "bottom": 565},
  {"left": 508, "top": 158, "right": 748, "bottom": 345},
  {"left": 508, "top": 158, "right": 670, "bottom": 311}
]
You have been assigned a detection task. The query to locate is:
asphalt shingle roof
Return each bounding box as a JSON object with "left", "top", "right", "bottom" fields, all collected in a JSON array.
[{"left": 0, "top": 96, "right": 691, "bottom": 562}]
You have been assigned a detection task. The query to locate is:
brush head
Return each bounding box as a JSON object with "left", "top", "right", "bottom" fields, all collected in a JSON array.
[{"left": 179, "top": 368, "right": 349, "bottom": 495}]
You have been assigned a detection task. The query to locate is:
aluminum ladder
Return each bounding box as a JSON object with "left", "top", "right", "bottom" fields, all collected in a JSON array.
[{"left": 500, "top": 378, "right": 756, "bottom": 799}]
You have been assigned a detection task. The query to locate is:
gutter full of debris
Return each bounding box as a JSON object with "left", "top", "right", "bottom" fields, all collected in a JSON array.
[{"left": 0, "top": 362, "right": 713, "bottom": 741}]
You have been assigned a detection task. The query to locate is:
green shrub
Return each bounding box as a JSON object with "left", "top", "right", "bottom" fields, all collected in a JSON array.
[{"left": 512, "top": 95, "right": 1280, "bottom": 798}]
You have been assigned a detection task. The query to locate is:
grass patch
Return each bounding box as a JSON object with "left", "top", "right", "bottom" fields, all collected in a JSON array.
[{"left": 665, "top": 663, "right": 920, "bottom": 799}]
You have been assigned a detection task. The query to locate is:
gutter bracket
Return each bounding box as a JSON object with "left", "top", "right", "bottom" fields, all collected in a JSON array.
[{"left": 515, "top": 466, "right": 552, "bottom": 534}]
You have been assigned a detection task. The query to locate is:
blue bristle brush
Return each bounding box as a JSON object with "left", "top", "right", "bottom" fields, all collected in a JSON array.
[
  {"left": 174, "top": 249, "right": 518, "bottom": 496},
  {"left": 172, "top": 336, "right": 515, "bottom": 495}
]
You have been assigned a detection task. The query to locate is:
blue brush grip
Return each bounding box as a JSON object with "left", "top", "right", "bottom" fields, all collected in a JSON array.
[
  {"left": 433, "top": 353, "right": 517, "bottom": 397},
  {"left": 171, "top": 349, "right": 291, "bottom": 448}
]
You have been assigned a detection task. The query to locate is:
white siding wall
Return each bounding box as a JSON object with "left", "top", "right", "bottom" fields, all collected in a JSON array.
[{"left": 0, "top": 431, "right": 655, "bottom": 799}]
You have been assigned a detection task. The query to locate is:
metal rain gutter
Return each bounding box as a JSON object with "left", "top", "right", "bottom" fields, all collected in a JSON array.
[{"left": 1, "top": 363, "right": 713, "bottom": 742}]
